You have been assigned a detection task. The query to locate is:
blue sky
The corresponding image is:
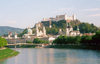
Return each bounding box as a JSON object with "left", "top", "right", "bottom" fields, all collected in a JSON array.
[{"left": 0, "top": 0, "right": 100, "bottom": 28}]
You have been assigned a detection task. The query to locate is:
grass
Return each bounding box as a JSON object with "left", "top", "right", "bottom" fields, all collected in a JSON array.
[{"left": 0, "top": 48, "right": 19, "bottom": 60}]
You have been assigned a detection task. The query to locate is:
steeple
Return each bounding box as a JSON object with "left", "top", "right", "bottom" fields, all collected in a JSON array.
[
  {"left": 66, "top": 20, "right": 72, "bottom": 28},
  {"left": 49, "top": 20, "right": 52, "bottom": 28}
]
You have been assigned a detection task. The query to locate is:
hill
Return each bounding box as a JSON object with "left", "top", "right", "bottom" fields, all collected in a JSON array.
[
  {"left": 20, "top": 19, "right": 100, "bottom": 36},
  {"left": 41, "top": 19, "right": 100, "bottom": 35},
  {"left": 0, "top": 26, "right": 24, "bottom": 36}
]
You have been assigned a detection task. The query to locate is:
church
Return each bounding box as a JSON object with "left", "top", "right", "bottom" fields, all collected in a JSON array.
[{"left": 66, "top": 21, "right": 80, "bottom": 36}]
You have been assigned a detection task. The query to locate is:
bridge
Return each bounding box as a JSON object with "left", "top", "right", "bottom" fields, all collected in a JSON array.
[{"left": 7, "top": 43, "right": 50, "bottom": 48}]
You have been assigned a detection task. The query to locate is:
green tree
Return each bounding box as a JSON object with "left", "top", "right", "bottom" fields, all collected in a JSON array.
[
  {"left": 0, "top": 37, "right": 7, "bottom": 48},
  {"left": 53, "top": 36, "right": 81, "bottom": 45},
  {"left": 92, "top": 30, "right": 100, "bottom": 45},
  {"left": 53, "top": 35, "right": 67, "bottom": 44},
  {"left": 80, "top": 36, "right": 92, "bottom": 45}
]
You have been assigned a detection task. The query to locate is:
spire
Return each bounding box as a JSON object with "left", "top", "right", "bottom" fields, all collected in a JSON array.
[
  {"left": 66, "top": 20, "right": 72, "bottom": 28},
  {"left": 49, "top": 19, "right": 52, "bottom": 28}
]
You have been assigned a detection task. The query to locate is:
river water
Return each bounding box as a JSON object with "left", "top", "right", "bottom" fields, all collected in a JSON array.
[{"left": 0, "top": 48, "right": 100, "bottom": 64}]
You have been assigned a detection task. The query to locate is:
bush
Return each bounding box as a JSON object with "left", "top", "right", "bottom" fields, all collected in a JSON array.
[
  {"left": 33, "top": 38, "right": 49, "bottom": 44},
  {"left": 26, "top": 40, "right": 32, "bottom": 43}
]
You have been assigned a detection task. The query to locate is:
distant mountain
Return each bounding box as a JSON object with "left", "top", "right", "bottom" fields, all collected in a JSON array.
[{"left": 0, "top": 26, "right": 24, "bottom": 36}]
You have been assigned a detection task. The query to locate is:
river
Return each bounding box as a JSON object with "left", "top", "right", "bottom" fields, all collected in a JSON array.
[{"left": 0, "top": 48, "right": 100, "bottom": 64}]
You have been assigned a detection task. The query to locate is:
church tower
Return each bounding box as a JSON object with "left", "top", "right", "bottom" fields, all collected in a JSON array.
[
  {"left": 66, "top": 20, "right": 73, "bottom": 36},
  {"left": 49, "top": 20, "right": 52, "bottom": 28}
]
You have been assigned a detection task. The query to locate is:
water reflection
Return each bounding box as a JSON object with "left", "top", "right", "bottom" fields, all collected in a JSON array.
[{"left": 0, "top": 48, "right": 100, "bottom": 64}]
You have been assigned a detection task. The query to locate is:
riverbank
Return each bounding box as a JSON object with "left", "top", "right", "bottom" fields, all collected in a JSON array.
[
  {"left": 0, "top": 48, "right": 19, "bottom": 60},
  {"left": 47, "top": 45, "right": 100, "bottom": 50},
  {"left": 6, "top": 44, "right": 100, "bottom": 50},
  {"left": 7, "top": 45, "right": 37, "bottom": 48}
]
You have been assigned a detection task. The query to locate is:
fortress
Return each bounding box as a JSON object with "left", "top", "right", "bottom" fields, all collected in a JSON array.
[{"left": 42, "top": 14, "right": 75, "bottom": 21}]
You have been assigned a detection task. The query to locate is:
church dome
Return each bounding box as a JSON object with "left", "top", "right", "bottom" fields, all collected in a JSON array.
[
  {"left": 27, "top": 28, "right": 32, "bottom": 35},
  {"left": 27, "top": 28, "right": 32, "bottom": 32}
]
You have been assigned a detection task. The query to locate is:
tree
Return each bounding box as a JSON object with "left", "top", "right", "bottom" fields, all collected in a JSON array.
[
  {"left": 80, "top": 36, "right": 92, "bottom": 45},
  {"left": 0, "top": 37, "right": 7, "bottom": 48},
  {"left": 18, "top": 29, "right": 27, "bottom": 37},
  {"left": 74, "top": 36, "right": 81, "bottom": 44},
  {"left": 53, "top": 35, "right": 67, "bottom": 44},
  {"left": 92, "top": 30, "right": 100, "bottom": 45},
  {"left": 33, "top": 38, "right": 49, "bottom": 44}
]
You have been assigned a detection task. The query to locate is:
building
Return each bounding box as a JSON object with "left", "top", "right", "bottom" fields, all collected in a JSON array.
[
  {"left": 55, "top": 14, "right": 75, "bottom": 21},
  {"left": 66, "top": 21, "right": 80, "bottom": 36},
  {"left": 23, "top": 27, "right": 34, "bottom": 38},
  {"left": 36, "top": 22, "right": 47, "bottom": 37},
  {"left": 83, "top": 33, "right": 95, "bottom": 36},
  {"left": 8, "top": 32, "right": 12, "bottom": 39},
  {"left": 14, "top": 32, "right": 18, "bottom": 39},
  {"left": 42, "top": 14, "right": 75, "bottom": 21}
]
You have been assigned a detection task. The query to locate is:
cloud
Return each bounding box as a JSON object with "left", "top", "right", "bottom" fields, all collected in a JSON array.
[
  {"left": 88, "top": 14, "right": 100, "bottom": 17},
  {"left": 83, "top": 8, "right": 100, "bottom": 12}
]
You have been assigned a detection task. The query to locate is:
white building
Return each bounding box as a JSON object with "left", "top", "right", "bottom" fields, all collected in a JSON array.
[
  {"left": 14, "top": 32, "right": 18, "bottom": 39},
  {"left": 23, "top": 27, "right": 34, "bottom": 38},
  {"left": 55, "top": 14, "right": 75, "bottom": 21},
  {"left": 42, "top": 14, "right": 75, "bottom": 21},
  {"left": 66, "top": 22, "right": 80, "bottom": 36},
  {"left": 36, "top": 22, "right": 47, "bottom": 37},
  {"left": 8, "top": 32, "right": 12, "bottom": 39}
]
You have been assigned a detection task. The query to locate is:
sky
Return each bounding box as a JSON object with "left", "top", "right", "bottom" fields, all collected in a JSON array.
[{"left": 0, "top": 0, "right": 100, "bottom": 29}]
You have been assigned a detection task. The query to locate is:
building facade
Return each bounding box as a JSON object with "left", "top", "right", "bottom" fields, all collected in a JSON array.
[
  {"left": 66, "top": 22, "right": 80, "bottom": 36},
  {"left": 42, "top": 14, "right": 75, "bottom": 21},
  {"left": 36, "top": 22, "right": 47, "bottom": 37}
]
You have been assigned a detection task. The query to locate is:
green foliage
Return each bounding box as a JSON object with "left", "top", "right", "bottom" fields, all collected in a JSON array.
[
  {"left": 53, "top": 35, "right": 67, "bottom": 44},
  {"left": 53, "top": 31, "right": 100, "bottom": 46},
  {"left": 53, "top": 35, "right": 81, "bottom": 45},
  {"left": 41, "top": 20, "right": 100, "bottom": 35},
  {"left": 80, "top": 36, "right": 92, "bottom": 45},
  {"left": 18, "top": 29, "right": 27, "bottom": 37},
  {"left": 33, "top": 38, "right": 49, "bottom": 44},
  {"left": 0, "top": 37, "right": 7, "bottom": 48},
  {"left": 92, "top": 30, "right": 100, "bottom": 45},
  {"left": 26, "top": 40, "right": 32, "bottom": 43},
  {"left": 46, "top": 27, "right": 59, "bottom": 35},
  {"left": 79, "top": 23, "right": 98, "bottom": 33}
]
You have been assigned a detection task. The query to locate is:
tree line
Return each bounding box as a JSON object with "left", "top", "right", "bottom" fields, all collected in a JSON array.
[{"left": 53, "top": 30, "right": 100, "bottom": 46}]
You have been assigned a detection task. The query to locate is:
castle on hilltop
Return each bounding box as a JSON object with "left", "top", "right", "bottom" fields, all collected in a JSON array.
[{"left": 42, "top": 14, "right": 75, "bottom": 21}]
